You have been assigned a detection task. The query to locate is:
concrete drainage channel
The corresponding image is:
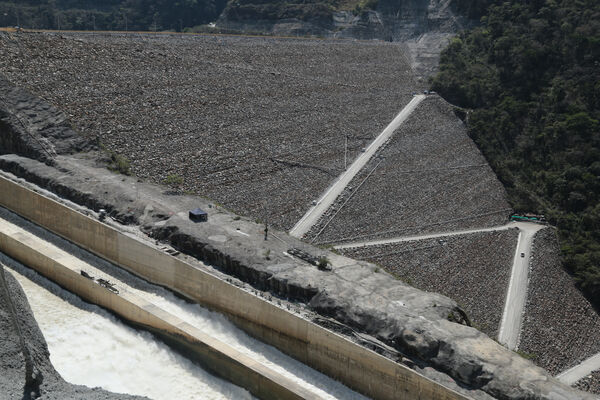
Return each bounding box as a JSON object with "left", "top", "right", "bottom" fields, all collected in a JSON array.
[
  {"left": 0, "top": 207, "right": 367, "bottom": 400},
  {"left": 3, "top": 258, "right": 257, "bottom": 400},
  {"left": 0, "top": 174, "right": 470, "bottom": 400}
]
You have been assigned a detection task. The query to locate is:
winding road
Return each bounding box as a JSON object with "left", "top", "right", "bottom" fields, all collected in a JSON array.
[{"left": 333, "top": 220, "right": 545, "bottom": 351}]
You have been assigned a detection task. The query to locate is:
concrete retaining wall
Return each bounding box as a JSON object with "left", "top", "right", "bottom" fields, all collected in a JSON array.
[
  {"left": 0, "top": 219, "right": 314, "bottom": 400},
  {"left": 0, "top": 175, "right": 470, "bottom": 400}
]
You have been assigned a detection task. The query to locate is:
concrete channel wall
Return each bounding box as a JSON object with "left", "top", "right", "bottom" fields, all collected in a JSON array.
[
  {"left": 0, "top": 175, "right": 470, "bottom": 400},
  {"left": 0, "top": 218, "right": 315, "bottom": 400}
]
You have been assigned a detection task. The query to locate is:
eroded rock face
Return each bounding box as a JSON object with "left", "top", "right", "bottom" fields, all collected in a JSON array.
[
  {"left": 220, "top": 0, "right": 467, "bottom": 40},
  {"left": 0, "top": 77, "right": 94, "bottom": 162},
  {"left": 218, "top": 0, "right": 472, "bottom": 79},
  {"left": 0, "top": 262, "right": 145, "bottom": 400}
]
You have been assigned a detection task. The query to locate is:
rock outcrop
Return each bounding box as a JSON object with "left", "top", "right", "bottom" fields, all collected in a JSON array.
[
  {"left": 0, "top": 260, "right": 144, "bottom": 400},
  {"left": 0, "top": 76, "right": 94, "bottom": 163},
  {"left": 218, "top": 0, "right": 473, "bottom": 79},
  {"left": 219, "top": 0, "right": 468, "bottom": 40}
]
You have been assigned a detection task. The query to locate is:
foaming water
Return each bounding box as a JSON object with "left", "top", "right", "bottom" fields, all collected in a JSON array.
[
  {"left": 5, "top": 260, "right": 255, "bottom": 400},
  {"left": 67, "top": 251, "right": 368, "bottom": 399},
  {"left": 0, "top": 207, "right": 369, "bottom": 400},
  {"left": 124, "top": 285, "right": 368, "bottom": 400}
]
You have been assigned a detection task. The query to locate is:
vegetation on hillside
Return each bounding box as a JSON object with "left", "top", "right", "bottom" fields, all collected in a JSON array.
[
  {"left": 0, "top": 0, "right": 380, "bottom": 30},
  {"left": 432, "top": 0, "right": 600, "bottom": 304},
  {"left": 221, "top": 0, "right": 334, "bottom": 23},
  {"left": 0, "top": 0, "right": 227, "bottom": 31},
  {"left": 216, "top": 0, "right": 378, "bottom": 23}
]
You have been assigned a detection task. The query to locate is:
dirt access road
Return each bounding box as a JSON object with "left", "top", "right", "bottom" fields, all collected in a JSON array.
[
  {"left": 290, "top": 94, "right": 426, "bottom": 238},
  {"left": 497, "top": 222, "right": 545, "bottom": 350}
]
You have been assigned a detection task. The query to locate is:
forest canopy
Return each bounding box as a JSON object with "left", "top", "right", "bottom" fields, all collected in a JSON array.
[
  {"left": 432, "top": 0, "right": 600, "bottom": 303},
  {"left": 0, "top": 0, "right": 228, "bottom": 31},
  {"left": 0, "top": 0, "right": 379, "bottom": 30}
]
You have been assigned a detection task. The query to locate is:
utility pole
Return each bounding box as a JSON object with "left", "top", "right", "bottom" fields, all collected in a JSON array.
[
  {"left": 92, "top": 14, "right": 96, "bottom": 31},
  {"left": 264, "top": 221, "right": 268, "bottom": 241},
  {"left": 124, "top": 14, "right": 128, "bottom": 31},
  {"left": 344, "top": 135, "right": 348, "bottom": 170}
]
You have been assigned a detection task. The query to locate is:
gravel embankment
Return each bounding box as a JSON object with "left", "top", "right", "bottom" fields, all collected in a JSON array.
[
  {"left": 574, "top": 370, "right": 600, "bottom": 395},
  {"left": 519, "top": 228, "right": 600, "bottom": 375},
  {"left": 306, "top": 97, "right": 511, "bottom": 244},
  {"left": 0, "top": 31, "right": 417, "bottom": 230},
  {"left": 340, "top": 229, "right": 518, "bottom": 338}
]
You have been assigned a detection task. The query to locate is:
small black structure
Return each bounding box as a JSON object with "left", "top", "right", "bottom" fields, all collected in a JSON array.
[{"left": 189, "top": 208, "right": 208, "bottom": 222}]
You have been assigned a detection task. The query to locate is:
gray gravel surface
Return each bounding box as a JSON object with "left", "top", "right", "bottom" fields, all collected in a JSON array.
[
  {"left": 306, "top": 96, "right": 511, "bottom": 244},
  {"left": 520, "top": 228, "right": 600, "bottom": 376},
  {"left": 0, "top": 257, "right": 145, "bottom": 400},
  {"left": 340, "top": 229, "right": 518, "bottom": 338},
  {"left": 574, "top": 370, "right": 600, "bottom": 396},
  {"left": 0, "top": 31, "right": 417, "bottom": 231}
]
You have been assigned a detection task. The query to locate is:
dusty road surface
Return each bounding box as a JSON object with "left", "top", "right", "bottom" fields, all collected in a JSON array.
[
  {"left": 334, "top": 222, "right": 518, "bottom": 249},
  {"left": 498, "top": 222, "right": 545, "bottom": 349},
  {"left": 290, "top": 94, "right": 426, "bottom": 238},
  {"left": 557, "top": 353, "right": 600, "bottom": 385}
]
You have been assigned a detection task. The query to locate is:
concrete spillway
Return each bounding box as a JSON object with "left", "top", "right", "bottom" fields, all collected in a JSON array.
[
  {"left": 0, "top": 173, "right": 470, "bottom": 400},
  {"left": 0, "top": 206, "right": 367, "bottom": 400},
  {"left": 4, "top": 260, "right": 255, "bottom": 400}
]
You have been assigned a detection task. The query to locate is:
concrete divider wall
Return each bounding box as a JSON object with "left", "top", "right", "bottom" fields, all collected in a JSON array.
[
  {"left": 0, "top": 175, "right": 469, "bottom": 400},
  {"left": 0, "top": 225, "right": 313, "bottom": 400}
]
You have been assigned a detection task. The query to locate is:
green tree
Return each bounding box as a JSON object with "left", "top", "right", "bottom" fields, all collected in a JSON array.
[{"left": 432, "top": 0, "right": 600, "bottom": 304}]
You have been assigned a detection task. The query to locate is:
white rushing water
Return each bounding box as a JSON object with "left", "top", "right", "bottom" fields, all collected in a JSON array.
[
  {"left": 4, "top": 260, "right": 255, "bottom": 400},
  {"left": 0, "top": 207, "right": 369, "bottom": 400}
]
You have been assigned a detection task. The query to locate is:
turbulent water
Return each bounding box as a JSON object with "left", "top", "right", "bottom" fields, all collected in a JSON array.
[
  {"left": 115, "top": 276, "right": 367, "bottom": 400},
  {"left": 0, "top": 206, "right": 368, "bottom": 400},
  {"left": 6, "top": 263, "right": 255, "bottom": 400}
]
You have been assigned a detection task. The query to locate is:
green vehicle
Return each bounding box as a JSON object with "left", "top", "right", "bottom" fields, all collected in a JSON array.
[{"left": 510, "top": 213, "right": 546, "bottom": 224}]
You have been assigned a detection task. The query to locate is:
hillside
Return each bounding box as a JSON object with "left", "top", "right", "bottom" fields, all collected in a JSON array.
[
  {"left": 0, "top": 0, "right": 455, "bottom": 33},
  {"left": 0, "top": 0, "right": 439, "bottom": 32},
  {"left": 0, "top": 0, "right": 227, "bottom": 31},
  {"left": 0, "top": 0, "right": 469, "bottom": 81},
  {"left": 431, "top": 0, "right": 600, "bottom": 305}
]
